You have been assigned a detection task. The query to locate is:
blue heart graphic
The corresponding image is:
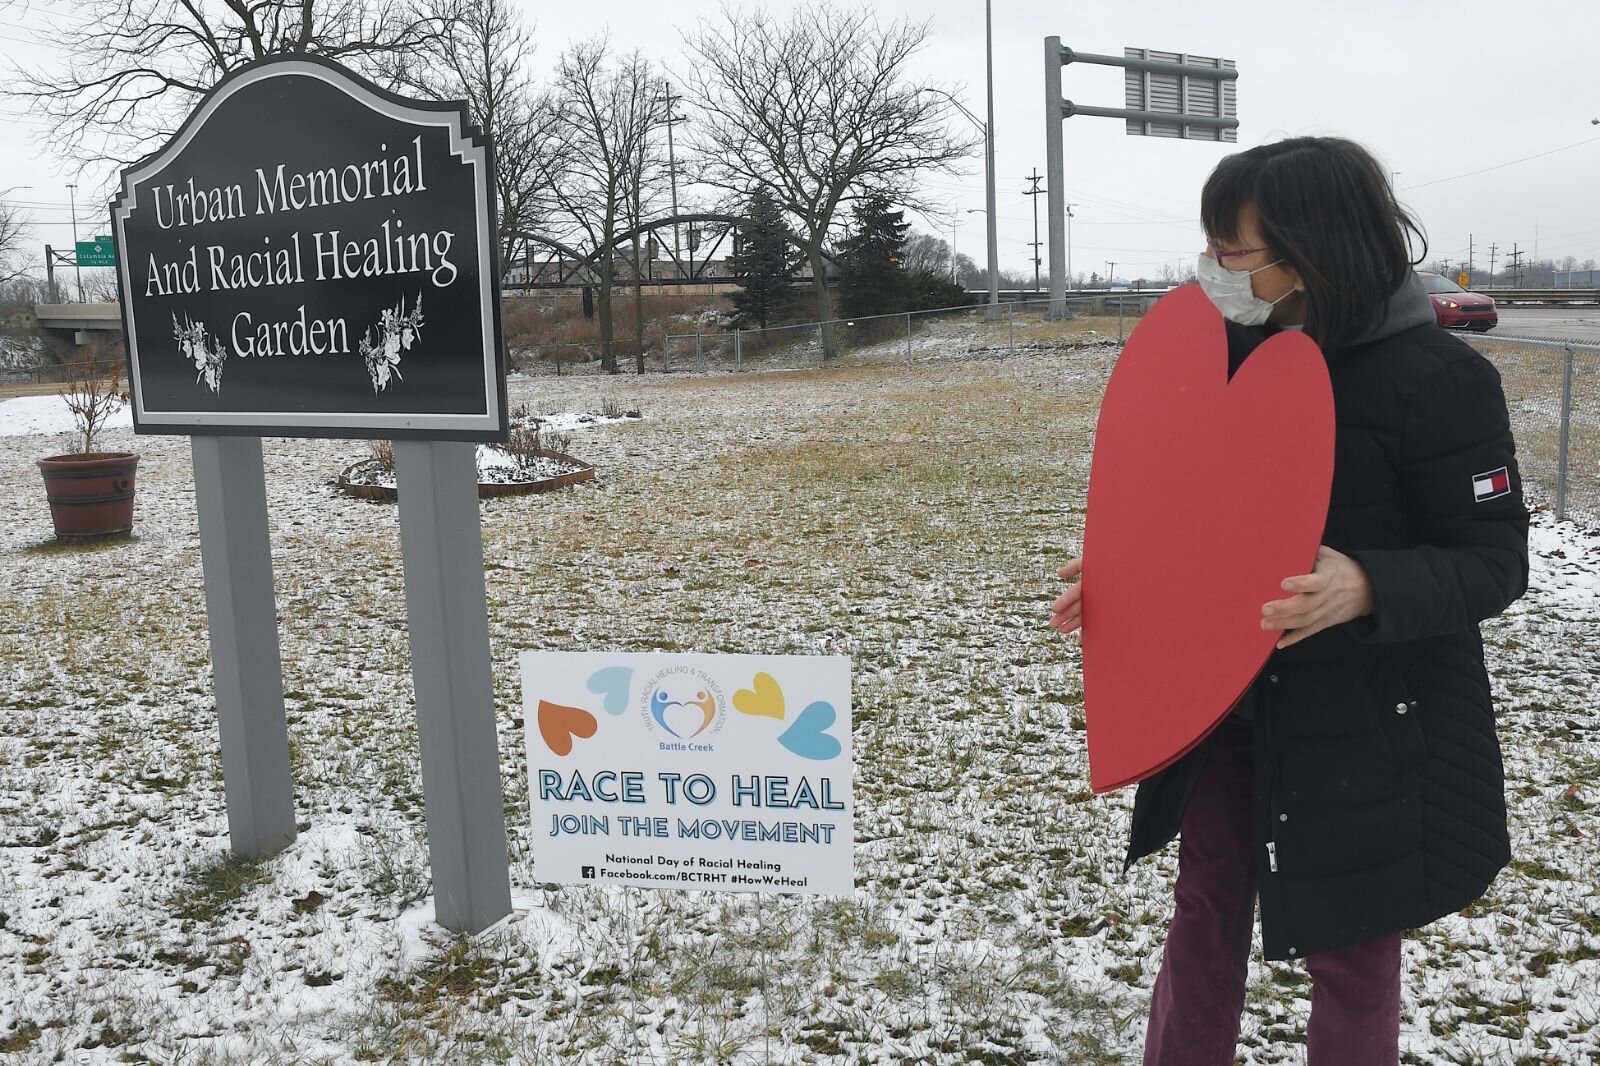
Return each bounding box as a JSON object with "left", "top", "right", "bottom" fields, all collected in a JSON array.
[
  {"left": 586, "top": 667, "right": 633, "bottom": 716},
  {"left": 777, "top": 701, "right": 842, "bottom": 761}
]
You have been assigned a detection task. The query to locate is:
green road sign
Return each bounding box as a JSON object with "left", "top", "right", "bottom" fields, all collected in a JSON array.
[{"left": 76, "top": 238, "right": 115, "bottom": 267}]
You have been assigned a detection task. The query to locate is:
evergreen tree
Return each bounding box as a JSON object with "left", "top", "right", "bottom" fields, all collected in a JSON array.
[
  {"left": 729, "top": 188, "right": 801, "bottom": 329},
  {"left": 837, "top": 192, "right": 910, "bottom": 318}
]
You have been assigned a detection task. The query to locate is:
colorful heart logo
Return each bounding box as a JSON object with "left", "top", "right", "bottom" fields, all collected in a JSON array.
[
  {"left": 650, "top": 688, "right": 717, "bottom": 739},
  {"left": 777, "top": 701, "right": 842, "bottom": 761},
  {"left": 1081, "top": 284, "right": 1335, "bottom": 794},
  {"left": 733, "top": 672, "right": 785, "bottom": 720},
  {"left": 538, "top": 699, "right": 598, "bottom": 757},
  {"left": 586, "top": 667, "right": 633, "bottom": 716}
]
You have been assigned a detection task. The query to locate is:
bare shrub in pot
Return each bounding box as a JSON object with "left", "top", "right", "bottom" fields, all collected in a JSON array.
[{"left": 37, "top": 348, "right": 140, "bottom": 539}]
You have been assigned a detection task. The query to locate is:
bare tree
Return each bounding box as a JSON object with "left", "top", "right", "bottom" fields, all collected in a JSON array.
[
  {"left": 902, "top": 232, "right": 952, "bottom": 278},
  {"left": 682, "top": 2, "right": 976, "bottom": 354},
  {"left": 401, "top": 0, "right": 559, "bottom": 270},
  {"left": 0, "top": 199, "right": 26, "bottom": 287},
  {"left": 83, "top": 270, "right": 122, "bottom": 303},
  {"left": 952, "top": 253, "right": 982, "bottom": 289},
  {"left": 4, "top": 0, "right": 462, "bottom": 173},
  {"left": 0, "top": 275, "right": 53, "bottom": 309},
  {"left": 622, "top": 82, "right": 677, "bottom": 373},
  {"left": 540, "top": 38, "right": 666, "bottom": 373}
]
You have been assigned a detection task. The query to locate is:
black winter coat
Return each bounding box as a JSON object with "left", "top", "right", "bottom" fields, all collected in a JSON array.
[{"left": 1124, "top": 293, "right": 1531, "bottom": 962}]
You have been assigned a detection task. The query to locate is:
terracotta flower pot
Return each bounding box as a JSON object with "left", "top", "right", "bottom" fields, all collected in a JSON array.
[{"left": 36, "top": 452, "right": 140, "bottom": 539}]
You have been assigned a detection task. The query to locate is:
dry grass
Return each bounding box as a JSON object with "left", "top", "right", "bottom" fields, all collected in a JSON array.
[
  {"left": 3, "top": 327, "right": 1595, "bottom": 1064},
  {"left": 502, "top": 292, "right": 729, "bottom": 370},
  {"left": 1473, "top": 340, "right": 1600, "bottom": 518}
]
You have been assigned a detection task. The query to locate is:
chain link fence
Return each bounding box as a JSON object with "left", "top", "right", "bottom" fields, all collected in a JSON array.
[
  {"left": 1468, "top": 334, "right": 1600, "bottom": 522},
  {"left": 664, "top": 304, "right": 1600, "bottom": 525},
  {"left": 660, "top": 294, "right": 1157, "bottom": 374}
]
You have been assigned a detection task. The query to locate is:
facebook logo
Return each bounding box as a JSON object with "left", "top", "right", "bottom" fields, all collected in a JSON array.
[{"left": 581, "top": 866, "right": 596, "bottom": 880}]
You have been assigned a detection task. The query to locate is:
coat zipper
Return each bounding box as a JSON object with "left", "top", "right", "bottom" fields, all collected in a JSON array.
[{"left": 1262, "top": 674, "right": 1284, "bottom": 876}]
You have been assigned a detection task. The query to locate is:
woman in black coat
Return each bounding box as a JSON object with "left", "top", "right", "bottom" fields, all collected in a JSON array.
[{"left": 1049, "top": 137, "right": 1529, "bottom": 1065}]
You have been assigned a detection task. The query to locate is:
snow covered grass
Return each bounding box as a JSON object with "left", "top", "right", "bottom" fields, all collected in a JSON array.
[
  {"left": 1472, "top": 339, "right": 1600, "bottom": 523},
  {"left": 1, "top": 346, "right": 1597, "bottom": 1063},
  {"left": 659, "top": 304, "right": 1137, "bottom": 375},
  {"left": 0, "top": 392, "right": 132, "bottom": 442}
]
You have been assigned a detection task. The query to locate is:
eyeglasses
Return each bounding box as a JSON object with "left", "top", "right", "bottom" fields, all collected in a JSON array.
[{"left": 1205, "top": 241, "right": 1271, "bottom": 263}]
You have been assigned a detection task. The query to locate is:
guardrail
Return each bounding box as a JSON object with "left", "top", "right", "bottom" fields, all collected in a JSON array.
[{"left": 1476, "top": 288, "right": 1599, "bottom": 304}]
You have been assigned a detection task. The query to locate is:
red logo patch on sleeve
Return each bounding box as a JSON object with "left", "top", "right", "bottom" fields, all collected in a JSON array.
[{"left": 1472, "top": 466, "right": 1511, "bottom": 503}]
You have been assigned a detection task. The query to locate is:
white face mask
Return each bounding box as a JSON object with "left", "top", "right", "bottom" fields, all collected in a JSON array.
[{"left": 1196, "top": 252, "right": 1298, "bottom": 326}]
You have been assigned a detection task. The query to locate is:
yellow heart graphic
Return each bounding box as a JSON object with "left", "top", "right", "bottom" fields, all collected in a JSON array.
[{"left": 733, "top": 672, "right": 785, "bottom": 720}]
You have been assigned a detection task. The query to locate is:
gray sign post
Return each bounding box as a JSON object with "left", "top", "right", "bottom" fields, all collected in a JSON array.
[
  {"left": 191, "top": 434, "right": 296, "bottom": 858},
  {"left": 1044, "top": 38, "right": 1240, "bottom": 317},
  {"left": 113, "top": 55, "right": 512, "bottom": 934},
  {"left": 395, "top": 439, "right": 512, "bottom": 931}
]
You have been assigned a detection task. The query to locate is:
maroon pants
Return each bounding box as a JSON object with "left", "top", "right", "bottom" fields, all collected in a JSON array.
[{"left": 1143, "top": 715, "right": 1402, "bottom": 1065}]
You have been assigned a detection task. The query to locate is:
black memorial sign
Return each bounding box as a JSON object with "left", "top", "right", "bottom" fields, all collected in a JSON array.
[{"left": 113, "top": 55, "right": 506, "bottom": 441}]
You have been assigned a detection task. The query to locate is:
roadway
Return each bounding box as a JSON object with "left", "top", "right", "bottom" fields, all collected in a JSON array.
[{"left": 1488, "top": 306, "right": 1600, "bottom": 345}]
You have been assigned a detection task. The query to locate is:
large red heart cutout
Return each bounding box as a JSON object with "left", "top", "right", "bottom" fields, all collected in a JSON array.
[{"left": 1081, "top": 284, "right": 1335, "bottom": 794}]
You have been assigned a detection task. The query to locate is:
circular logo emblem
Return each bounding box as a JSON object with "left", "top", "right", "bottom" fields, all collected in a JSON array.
[{"left": 640, "top": 668, "right": 726, "bottom": 741}]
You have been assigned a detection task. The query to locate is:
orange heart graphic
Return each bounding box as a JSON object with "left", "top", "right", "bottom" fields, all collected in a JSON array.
[{"left": 538, "top": 699, "right": 598, "bottom": 757}]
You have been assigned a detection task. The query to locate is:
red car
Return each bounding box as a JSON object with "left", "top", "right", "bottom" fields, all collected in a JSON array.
[{"left": 1419, "top": 272, "right": 1497, "bottom": 331}]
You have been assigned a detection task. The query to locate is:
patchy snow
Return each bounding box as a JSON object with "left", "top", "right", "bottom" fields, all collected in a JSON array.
[
  {"left": 530, "top": 410, "right": 642, "bottom": 434},
  {"left": 0, "top": 335, "right": 44, "bottom": 372},
  {"left": 342, "top": 447, "right": 587, "bottom": 490},
  {"left": 0, "top": 393, "right": 133, "bottom": 438},
  {"left": 0, "top": 342, "right": 1595, "bottom": 1063}
]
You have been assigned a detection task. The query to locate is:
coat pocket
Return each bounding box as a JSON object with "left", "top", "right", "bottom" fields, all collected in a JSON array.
[{"left": 1376, "top": 654, "right": 1427, "bottom": 768}]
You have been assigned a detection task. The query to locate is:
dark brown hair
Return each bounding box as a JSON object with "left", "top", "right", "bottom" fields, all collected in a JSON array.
[{"left": 1201, "top": 136, "right": 1426, "bottom": 346}]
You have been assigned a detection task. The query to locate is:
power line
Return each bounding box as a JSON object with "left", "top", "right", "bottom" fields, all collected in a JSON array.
[{"left": 1401, "top": 135, "right": 1600, "bottom": 192}]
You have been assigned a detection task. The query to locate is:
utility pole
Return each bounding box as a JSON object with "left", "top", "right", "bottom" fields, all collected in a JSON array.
[
  {"left": 1439, "top": 258, "right": 1452, "bottom": 278},
  {"left": 1507, "top": 244, "right": 1524, "bottom": 288},
  {"left": 1024, "top": 169, "right": 1045, "bottom": 291},
  {"left": 1467, "top": 234, "right": 1474, "bottom": 283},
  {"left": 1488, "top": 242, "right": 1498, "bottom": 287},
  {"left": 1105, "top": 261, "right": 1117, "bottom": 288},
  {"left": 66, "top": 182, "right": 83, "bottom": 303},
  {"left": 659, "top": 81, "right": 687, "bottom": 273},
  {"left": 983, "top": 0, "right": 999, "bottom": 318}
]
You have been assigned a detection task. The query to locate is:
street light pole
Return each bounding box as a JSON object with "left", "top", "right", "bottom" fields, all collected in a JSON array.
[
  {"left": 965, "top": 209, "right": 985, "bottom": 289},
  {"left": 983, "top": 0, "right": 999, "bottom": 318},
  {"left": 66, "top": 183, "right": 83, "bottom": 303},
  {"left": 1066, "top": 203, "right": 1075, "bottom": 290},
  {"left": 918, "top": 80, "right": 997, "bottom": 309}
]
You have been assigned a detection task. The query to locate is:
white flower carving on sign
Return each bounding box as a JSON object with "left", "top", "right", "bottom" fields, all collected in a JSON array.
[
  {"left": 173, "top": 312, "right": 227, "bottom": 393},
  {"left": 360, "top": 294, "right": 424, "bottom": 394}
]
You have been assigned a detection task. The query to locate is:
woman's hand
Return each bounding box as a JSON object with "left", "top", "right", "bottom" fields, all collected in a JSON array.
[
  {"left": 1049, "top": 557, "right": 1084, "bottom": 636},
  {"left": 1262, "top": 545, "right": 1374, "bottom": 649}
]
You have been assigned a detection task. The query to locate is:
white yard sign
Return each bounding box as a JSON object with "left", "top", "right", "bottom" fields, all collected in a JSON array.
[{"left": 521, "top": 652, "right": 853, "bottom": 896}]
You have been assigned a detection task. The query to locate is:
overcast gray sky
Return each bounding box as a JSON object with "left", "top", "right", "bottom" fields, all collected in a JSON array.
[{"left": 4, "top": 0, "right": 1599, "bottom": 283}]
